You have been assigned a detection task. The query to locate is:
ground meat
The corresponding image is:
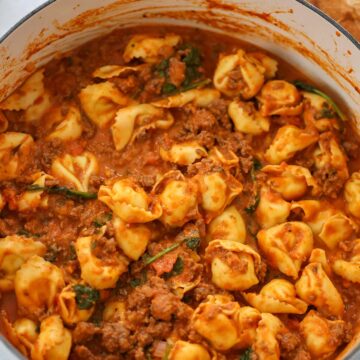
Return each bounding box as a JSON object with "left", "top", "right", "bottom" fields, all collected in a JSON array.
[
  {"left": 168, "top": 57, "right": 186, "bottom": 87},
  {"left": 207, "top": 98, "right": 232, "bottom": 130},
  {"left": 195, "top": 130, "right": 216, "bottom": 149},
  {"left": 227, "top": 69, "right": 245, "bottom": 90},
  {"left": 110, "top": 75, "right": 139, "bottom": 94},
  {"left": 314, "top": 167, "right": 347, "bottom": 198},
  {"left": 101, "top": 323, "right": 132, "bottom": 353},
  {"left": 92, "top": 236, "right": 118, "bottom": 263},
  {"left": 278, "top": 331, "right": 301, "bottom": 353},
  {"left": 292, "top": 349, "right": 312, "bottom": 360},
  {"left": 140, "top": 77, "right": 165, "bottom": 102},
  {"left": 151, "top": 292, "right": 178, "bottom": 321},
  {"left": 343, "top": 140, "right": 360, "bottom": 159},
  {"left": 191, "top": 281, "right": 221, "bottom": 303},
  {"left": 73, "top": 322, "right": 100, "bottom": 344},
  {"left": 184, "top": 106, "right": 217, "bottom": 133},
  {"left": 71, "top": 346, "right": 122, "bottom": 360}
]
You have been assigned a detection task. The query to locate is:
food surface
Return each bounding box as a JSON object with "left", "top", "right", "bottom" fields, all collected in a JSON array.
[{"left": 0, "top": 26, "right": 359, "bottom": 360}]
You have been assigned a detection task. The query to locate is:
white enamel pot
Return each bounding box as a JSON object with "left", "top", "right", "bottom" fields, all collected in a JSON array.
[{"left": 0, "top": 0, "right": 359, "bottom": 359}]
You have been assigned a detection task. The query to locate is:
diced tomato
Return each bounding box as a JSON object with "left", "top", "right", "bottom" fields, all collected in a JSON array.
[{"left": 151, "top": 252, "right": 178, "bottom": 276}]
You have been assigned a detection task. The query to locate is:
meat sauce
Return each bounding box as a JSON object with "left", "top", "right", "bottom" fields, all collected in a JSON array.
[{"left": 0, "top": 26, "right": 360, "bottom": 360}]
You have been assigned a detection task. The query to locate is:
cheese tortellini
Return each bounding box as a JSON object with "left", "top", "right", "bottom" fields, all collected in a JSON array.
[
  {"left": 112, "top": 104, "right": 174, "bottom": 151},
  {"left": 99, "top": 178, "right": 162, "bottom": 223},
  {"left": 253, "top": 313, "right": 286, "bottom": 360},
  {"left": 103, "top": 299, "right": 126, "bottom": 322},
  {"left": 213, "top": 49, "right": 266, "bottom": 98},
  {"left": 159, "top": 141, "right": 207, "bottom": 165},
  {"left": 57, "top": 284, "right": 95, "bottom": 325},
  {"left": 257, "top": 222, "right": 313, "bottom": 279},
  {"left": 168, "top": 341, "right": 211, "bottom": 360},
  {"left": 0, "top": 235, "right": 46, "bottom": 291},
  {"left": 291, "top": 200, "right": 356, "bottom": 249},
  {"left": 153, "top": 171, "right": 199, "bottom": 227},
  {"left": 333, "top": 239, "right": 360, "bottom": 283},
  {"left": 228, "top": 100, "right": 270, "bottom": 135},
  {"left": 51, "top": 152, "right": 99, "bottom": 192},
  {"left": 257, "top": 80, "right": 303, "bottom": 116},
  {"left": 242, "top": 279, "right": 307, "bottom": 314},
  {"left": 265, "top": 125, "right": 318, "bottom": 165},
  {"left": 295, "top": 262, "right": 344, "bottom": 317},
  {"left": 113, "top": 215, "right": 152, "bottom": 260},
  {"left": 196, "top": 171, "right": 243, "bottom": 223},
  {"left": 46, "top": 105, "right": 83, "bottom": 141},
  {"left": 207, "top": 205, "right": 246, "bottom": 242},
  {"left": 191, "top": 294, "right": 261, "bottom": 351},
  {"left": 344, "top": 171, "right": 360, "bottom": 218},
  {"left": 205, "top": 240, "right": 262, "bottom": 291},
  {"left": 0, "top": 132, "right": 34, "bottom": 181},
  {"left": 92, "top": 64, "right": 145, "bottom": 79},
  {"left": 255, "top": 187, "right": 291, "bottom": 229},
  {"left": 123, "top": 34, "right": 181, "bottom": 63},
  {"left": 262, "top": 162, "right": 319, "bottom": 200},
  {"left": 300, "top": 311, "right": 346, "bottom": 359},
  {"left": 75, "top": 228, "right": 128, "bottom": 289},
  {"left": 79, "top": 82, "right": 134, "bottom": 128},
  {"left": 15, "top": 255, "right": 65, "bottom": 318},
  {"left": 31, "top": 315, "right": 72, "bottom": 360}
]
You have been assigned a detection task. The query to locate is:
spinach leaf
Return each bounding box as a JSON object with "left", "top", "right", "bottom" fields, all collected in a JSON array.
[
  {"left": 250, "top": 158, "right": 262, "bottom": 181},
  {"left": 27, "top": 184, "right": 97, "bottom": 200},
  {"left": 129, "top": 270, "right": 147, "bottom": 288},
  {"left": 143, "top": 242, "right": 181, "bottom": 266},
  {"left": 162, "top": 82, "right": 177, "bottom": 95},
  {"left": 73, "top": 284, "right": 100, "bottom": 309},
  {"left": 17, "top": 229, "right": 40, "bottom": 238},
  {"left": 240, "top": 348, "right": 253, "bottom": 360},
  {"left": 93, "top": 212, "right": 112, "bottom": 228},
  {"left": 185, "top": 237, "right": 201, "bottom": 250},
  {"left": 245, "top": 193, "right": 260, "bottom": 214},
  {"left": 68, "top": 243, "right": 77, "bottom": 260},
  {"left": 293, "top": 80, "right": 346, "bottom": 121},
  {"left": 163, "top": 256, "right": 184, "bottom": 279},
  {"left": 44, "top": 245, "right": 60, "bottom": 263}
]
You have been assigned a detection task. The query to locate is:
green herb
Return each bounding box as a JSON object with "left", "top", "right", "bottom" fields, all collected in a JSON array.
[
  {"left": 162, "top": 343, "right": 173, "bottom": 360},
  {"left": 316, "top": 104, "right": 336, "bottom": 119},
  {"left": 180, "top": 78, "right": 211, "bottom": 92},
  {"left": 143, "top": 242, "right": 181, "bottom": 266},
  {"left": 93, "top": 212, "right": 112, "bottom": 228},
  {"left": 27, "top": 184, "right": 97, "bottom": 200},
  {"left": 182, "top": 45, "right": 201, "bottom": 67},
  {"left": 73, "top": 284, "right": 100, "bottom": 310},
  {"left": 162, "top": 82, "right": 177, "bottom": 94},
  {"left": 240, "top": 348, "right": 253, "bottom": 360},
  {"left": 245, "top": 193, "right": 260, "bottom": 214},
  {"left": 68, "top": 243, "right": 77, "bottom": 260},
  {"left": 130, "top": 270, "right": 147, "bottom": 288},
  {"left": 155, "top": 59, "right": 170, "bottom": 77},
  {"left": 163, "top": 256, "right": 184, "bottom": 279},
  {"left": 293, "top": 80, "right": 346, "bottom": 121},
  {"left": 250, "top": 158, "right": 262, "bottom": 181},
  {"left": 185, "top": 237, "right": 201, "bottom": 250},
  {"left": 44, "top": 246, "right": 60, "bottom": 263},
  {"left": 17, "top": 229, "right": 40, "bottom": 238}
]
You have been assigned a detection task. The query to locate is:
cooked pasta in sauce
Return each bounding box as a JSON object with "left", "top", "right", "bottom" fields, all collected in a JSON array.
[{"left": 0, "top": 26, "right": 360, "bottom": 360}]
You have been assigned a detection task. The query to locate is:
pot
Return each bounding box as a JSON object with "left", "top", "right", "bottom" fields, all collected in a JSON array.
[{"left": 0, "top": 0, "right": 359, "bottom": 359}]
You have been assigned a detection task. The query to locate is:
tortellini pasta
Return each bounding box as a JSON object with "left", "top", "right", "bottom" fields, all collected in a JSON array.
[
  {"left": 242, "top": 279, "right": 308, "bottom": 314},
  {"left": 257, "top": 80, "right": 303, "bottom": 116},
  {"left": 113, "top": 215, "right": 152, "bottom": 260},
  {"left": 253, "top": 313, "right": 286, "bottom": 360},
  {"left": 152, "top": 171, "right": 199, "bottom": 227},
  {"left": 103, "top": 299, "right": 126, "bottom": 322},
  {"left": 309, "top": 248, "right": 332, "bottom": 276},
  {"left": 344, "top": 171, "right": 360, "bottom": 218},
  {"left": 206, "top": 205, "right": 246, "bottom": 243},
  {"left": 255, "top": 187, "right": 291, "bottom": 229},
  {"left": 57, "top": 284, "right": 95, "bottom": 325},
  {"left": 99, "top": 178, "right": 162, "bottom": 223},
  {"left": 265, "top": 125, "right": 318, "bottom": 165},
  {"left": 51, "top": 151, "right": 98, "bottom": 192},
  {"left": 79, "top": 82, "right": 134, "bottom": 128},
  {"left": 248, "top": 52, "right": 278, "bottom": 79},
  {"left": 0, "top": 235, "right": 46, "bottom": 291},
  {"left": 208, "top": 147, "right": 239, "bottom": 170},
  {"left": 31, "top": 315, "right": 72, "bottom": 360},
  {"left": 0, "top": 69, "right": 45, "bottom": 111},
  {"left": 46, "top": 105, "right": 83, "bottom": 141},
  {"left": 0, "top": 110, "right": 8, "bottom": 132},
  {"left": 2, "top": 317, "right": 38, "bottom": 357},
  {"left": 152, "top": 88, "right": 220, "bottom": 108},
  {"left": 196, "top": 171, "right": 243, "bottom": 223},
  {"left": 262, "top": 162, "right": 319, "bottom": 200},
  {"left": 257, "top": 222, "right": 313, "bottom": 279},
  {"left": 112, "top": 104, "right": 174, "bottom": 151},
  {"left": 213, "top": 49, "right": 266, "bottom": 98},
  {"left": 75, "top": 227, "right": 128, "bottom": 289},
  {"left": 0, "top": 132, "right": 34, "bottom": 181},
  {"left": 16, "top": 172, "right": 52, "bottom": 212},
  {"left": 92, "top": 64, "right": 145, "bottom": 79},
  {"left": 205, "top": 240, "right": 262, "bottom": 291},
  {"left": 168, "top": 341, "right": 211, "bottom": 360},
  {"left": 291, "top": 200, "right": 356, "bottom": 249},
  {"left": 333, "top": 239, "right": 360, "bottom": 283},
  {"left": 123, "top": 34, "right": 181, "bottom": 63},
  {"left": 300, "top": 311, "right": 346, "bottom": 359},
  {"left": 228, "top": 100, "right": 270, "bottom": 135},
  {"left": 15, "top": 255, "right": 65, "bottom": 318},
  {"left": 295, "top": 262, "right": 344, "bottom": 317},
  {"left": 191, "top": 294, "right": 261, "bottom": 351},
  {"left": 159, "top": 141, "right": 207, "bottom": 165},
  {"left": 314, "top": 132, "right": 349, "bottom": 181}
]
